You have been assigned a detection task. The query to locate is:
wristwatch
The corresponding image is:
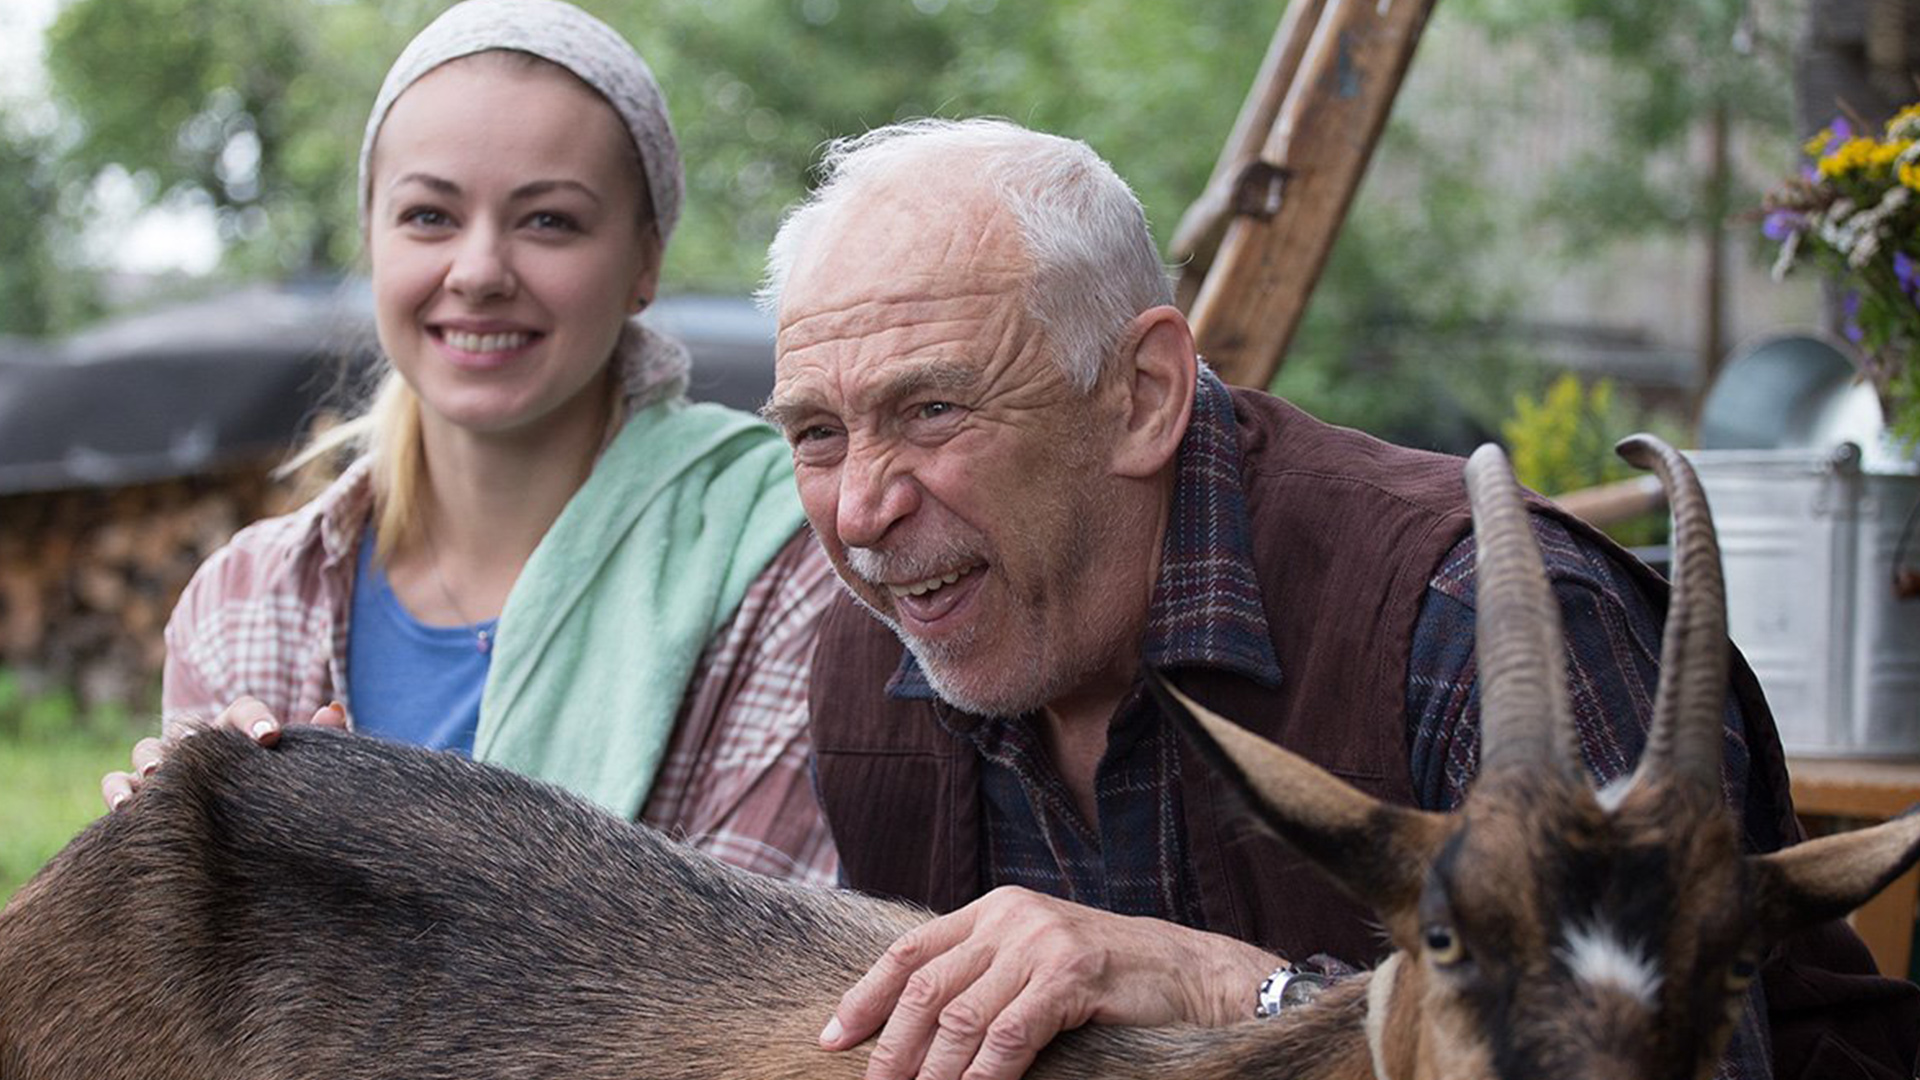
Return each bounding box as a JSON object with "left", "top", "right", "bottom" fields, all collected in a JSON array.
[{"left": 1255, "top": 960, "right": 1330, "bottom": 1018}]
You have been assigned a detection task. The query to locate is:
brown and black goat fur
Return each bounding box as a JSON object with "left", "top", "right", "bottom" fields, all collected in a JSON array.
[
  {"left": 0, "top": 722, "right": 1373, "bottom": 1080},
  {"left": 3, "top": 435, "right": 1919, "bottom": 1080}
]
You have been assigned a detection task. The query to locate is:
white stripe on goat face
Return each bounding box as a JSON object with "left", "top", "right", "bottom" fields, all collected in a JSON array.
[
  {"left": 1594, "top": 776, "right": 1636, "bottom": 814},
  {"left": 1560, "top": 922, "right": 1662, "bottom": 1006}
]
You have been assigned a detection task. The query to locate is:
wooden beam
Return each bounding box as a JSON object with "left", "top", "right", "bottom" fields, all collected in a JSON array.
[
  {"left": 1187, "top": 0, "right": 1441, "bottom": 389},
  {"left": 1552, "top": 475, "right": 1667, "bottom": 531},
  {"left": 1170, "top": 0, "right": 1330, "bottom": 309}
]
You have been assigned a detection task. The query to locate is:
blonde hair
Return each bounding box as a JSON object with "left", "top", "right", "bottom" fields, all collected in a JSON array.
[
  {"left": 285, "top": 358, "right": 624, "bottom": 563},
  {"left": 280, "top": 373, "right": 426, "bottom": 562}
]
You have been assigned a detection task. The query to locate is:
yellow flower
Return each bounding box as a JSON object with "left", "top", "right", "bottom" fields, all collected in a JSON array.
[
  {"left": 1804, "top": 127, "right": 1836, "bottom": 157},
  {"left": 1902, "top": 161, "right": 1920, "bottom": 191},
  {"left": 1819, "top": 137, "right": 1882, "bottom": 178},
  {"left": 1869, "top": 140, "right": 1908, "bottom": 170}
]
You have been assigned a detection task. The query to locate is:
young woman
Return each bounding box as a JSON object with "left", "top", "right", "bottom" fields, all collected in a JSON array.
[{"left": 102, "top": 0, "right": 838, "bottom": 885}]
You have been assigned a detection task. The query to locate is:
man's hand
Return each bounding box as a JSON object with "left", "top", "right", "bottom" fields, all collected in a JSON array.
[
  {"left": 101, "top": 697, "right": 348, "bottom": 811},
  {"left": 820, "top": 885, "right": 1279, "bottom": 1080}
]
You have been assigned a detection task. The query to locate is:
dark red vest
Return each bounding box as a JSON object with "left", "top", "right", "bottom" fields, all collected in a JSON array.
[{"left": 808, "top": 388, "right": 1917, "bottom": 1078}]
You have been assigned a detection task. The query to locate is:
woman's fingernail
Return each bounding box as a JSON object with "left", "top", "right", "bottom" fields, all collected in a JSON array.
[
  {"left": 250, "top": 719, "right": 277, "bottom": 740},
  {"left": 819, "top": 1016, "right": 843, "bottom": 1046},
  {"left": 138, "top": 760, "right": 158, "bottom": 778},
  {"left": 110, "top": 792, "right": 130, "bottom": 811}
]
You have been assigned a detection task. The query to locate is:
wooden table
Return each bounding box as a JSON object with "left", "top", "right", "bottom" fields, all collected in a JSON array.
[{"left": 1786, "top": 756, "right": 1920, "bottom": 981}]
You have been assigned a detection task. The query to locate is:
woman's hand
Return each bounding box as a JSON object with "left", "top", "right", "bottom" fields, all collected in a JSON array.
[{"left": 101, "top": 697, "right": 347, "bottom": 811}]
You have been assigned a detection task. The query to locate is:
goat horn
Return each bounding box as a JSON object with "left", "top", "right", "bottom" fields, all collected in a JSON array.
[
  {"left": 1465, "top": 444, "right": 1579, "bottom": 780},
  {"left": 1617, "top": 434, "right": 1728, "bottom": 798}
]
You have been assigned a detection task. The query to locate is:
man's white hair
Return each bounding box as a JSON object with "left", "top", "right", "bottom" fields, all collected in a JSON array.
[{"left": 757, "top": 118, "right": 1173, "bottom": 391}]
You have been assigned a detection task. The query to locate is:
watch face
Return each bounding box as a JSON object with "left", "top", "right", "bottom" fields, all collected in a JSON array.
[{"left": 1280, "top": 972, "right": 1328, "bottom": 1008}]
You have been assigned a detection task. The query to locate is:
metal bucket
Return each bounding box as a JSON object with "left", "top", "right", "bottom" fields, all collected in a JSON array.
[
  {"left": 1689, "top": 444, "right": 1920, "bottom": 759},
  {"left": 1691, "top": 333, "right": 1920, "bottom": 758}
]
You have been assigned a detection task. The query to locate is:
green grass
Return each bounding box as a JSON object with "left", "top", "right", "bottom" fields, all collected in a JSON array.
[{"left": 0, "top": 676, "right": 149, "bottom": 907}]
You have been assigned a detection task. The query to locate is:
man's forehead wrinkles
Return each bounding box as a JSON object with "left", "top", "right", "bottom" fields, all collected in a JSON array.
[
  {"left": 779, "top": 315, "right": 988, "bottom": 357},
  {"left": 777, "top": 281, "right": 1022, "bottom": 344}
]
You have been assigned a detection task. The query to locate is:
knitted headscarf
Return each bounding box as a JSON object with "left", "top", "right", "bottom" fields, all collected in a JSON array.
[{"left": 358, "top": 0, "right": 690, "bottom": 406}]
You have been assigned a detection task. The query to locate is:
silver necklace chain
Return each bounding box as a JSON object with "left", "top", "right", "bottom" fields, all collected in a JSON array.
[{"left": 419, "top": 521, "right": 494, "bottom": 654}]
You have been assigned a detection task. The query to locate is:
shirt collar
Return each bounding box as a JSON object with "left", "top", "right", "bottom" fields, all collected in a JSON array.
[
  {"left": 316, "top": 457, "right": 378, "bottom": 571},
  {"left": 887, "top": 365, "right": 1282, "bottom": 703}
]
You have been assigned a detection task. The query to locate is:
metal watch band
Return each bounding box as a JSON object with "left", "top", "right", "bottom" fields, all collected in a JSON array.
[{"left": 1255, "top": 961, "right": 1331, "bottom": 1018}]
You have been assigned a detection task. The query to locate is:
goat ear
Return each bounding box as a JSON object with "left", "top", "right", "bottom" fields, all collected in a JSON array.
[
  {"left": 1750, "top": 805, "right": 1920, "bottom": 941},
  {"left": 1149, "top": 673, "right": 1448, "bottom": 910}
]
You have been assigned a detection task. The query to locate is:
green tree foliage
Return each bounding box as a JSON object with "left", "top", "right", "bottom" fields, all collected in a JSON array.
[
  {"left": 40, "top": 0, "right": 1268, "bottom": 290},
  {"left": 42, "top": 0, "right": 422, "bottom": 274},
  {"left": 33, "top": 0, "right": 1801, "bottom": 451},
  {"left": 1451, "top": 0, "right": 1796, "bottom": 249},
  {"left": 41, "top": 0, "right": 1512, "bottom": 445},
  {"left": 0, "top": 105, "right": 97, "bottom": 336},
  {"left": 596, "top": 0, "right": 1274, "bottom": 289}
]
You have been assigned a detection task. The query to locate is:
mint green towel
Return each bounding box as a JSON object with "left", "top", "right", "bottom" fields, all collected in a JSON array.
[{"left": 473, "top": 400, "right": 805, "bottom": 818}]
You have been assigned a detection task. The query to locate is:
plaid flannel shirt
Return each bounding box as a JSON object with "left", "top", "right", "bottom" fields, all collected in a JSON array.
[{"left": 163, "top": 460, "right": 840, "bottom": 887}]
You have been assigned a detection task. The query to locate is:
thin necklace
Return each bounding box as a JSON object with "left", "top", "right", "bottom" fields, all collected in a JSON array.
[{"left": 420, "top": 520, "right": 494, "bottom": 654}]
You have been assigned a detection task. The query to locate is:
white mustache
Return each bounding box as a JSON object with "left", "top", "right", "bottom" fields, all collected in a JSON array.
[{"left": 845, "top": 534, "right": 983, "bottom": 587}]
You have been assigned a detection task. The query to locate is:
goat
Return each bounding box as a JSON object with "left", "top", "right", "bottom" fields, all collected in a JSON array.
[{"left": 2, "top": 435, "right": 1917, "bottom": 1080}]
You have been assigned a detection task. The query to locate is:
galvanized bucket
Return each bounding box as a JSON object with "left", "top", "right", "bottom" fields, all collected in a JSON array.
[
  {"left": 1692, "top": 332, "right": 1920, "bottom": 759},
  {"left": 1690, "top": 445, "right": 1920, "bottom": 758}
]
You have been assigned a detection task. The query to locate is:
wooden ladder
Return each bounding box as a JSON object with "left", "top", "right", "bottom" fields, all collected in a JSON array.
[{"left": 1173, "top": 0, "right": 1442, "bottom": 389}]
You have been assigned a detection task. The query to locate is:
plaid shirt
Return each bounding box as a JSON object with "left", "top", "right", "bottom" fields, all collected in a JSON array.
[
  {"left": 163, "top": 459, "right": 841, "bottom": 887},
  {"left": 886, "top": 370, "right": 1767, "bottom": 1078}
]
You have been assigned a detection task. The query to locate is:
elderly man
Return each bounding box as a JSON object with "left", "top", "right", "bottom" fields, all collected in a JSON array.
[{"left": 760, "top": 119, "right": 1916, "bottom": 1080}]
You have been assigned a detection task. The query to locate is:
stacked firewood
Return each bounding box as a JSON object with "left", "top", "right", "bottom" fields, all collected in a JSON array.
[{"left": 0, "top": 466, "right": 299, "bottom": 709}]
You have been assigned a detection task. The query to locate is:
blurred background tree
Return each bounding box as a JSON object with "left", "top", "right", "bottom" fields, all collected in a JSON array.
[
  {"left": 0, "top": 101, "right": 96, "bottom": 336},
  {"left": 14, "top": 0, "right": 1831, "bottom": 448}
]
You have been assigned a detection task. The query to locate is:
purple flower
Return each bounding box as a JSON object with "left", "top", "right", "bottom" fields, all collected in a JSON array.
[
  {"left": 1842, "top": 291, "right": 1864, "bottom": 343},
  {"left": 1896, "top": 251, "right": 1919, "bottom": 305},
  {"left": 1825, "top": 116, "right": 1854, "bottom": 156},
  {"left": 1762, "top": 210, "right": 1804, "bottom": 241}
]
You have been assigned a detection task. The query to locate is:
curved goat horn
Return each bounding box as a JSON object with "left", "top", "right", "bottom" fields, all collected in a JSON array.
[
  {"left": 1617, "top": 434, "right": 1728, "bottom": 798},
  {"left": 1465, "top": 444, "right": 1579, "bottom": 781}
]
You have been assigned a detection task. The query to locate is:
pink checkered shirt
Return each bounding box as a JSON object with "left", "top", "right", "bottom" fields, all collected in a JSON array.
[{"left": 162, "top": 459, "right": 841, "bottom": 886}]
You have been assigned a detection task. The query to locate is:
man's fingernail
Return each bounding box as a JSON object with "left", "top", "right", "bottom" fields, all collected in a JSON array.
[
  {"left": 250, "top": 719, "right": 277, "bottom": 740},
  {"left": 819, "top": 1016, "right": 843, "bottom": 1045}
]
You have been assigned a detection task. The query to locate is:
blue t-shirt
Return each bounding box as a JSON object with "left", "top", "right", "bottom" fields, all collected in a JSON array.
[{"left": 346, "top": 530, "right": 496, "bottom": 755}]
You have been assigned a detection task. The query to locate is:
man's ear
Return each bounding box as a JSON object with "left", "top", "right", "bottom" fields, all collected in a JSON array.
[{"left": 1109, "top": 306, "right": 1197, "bottom": 480}]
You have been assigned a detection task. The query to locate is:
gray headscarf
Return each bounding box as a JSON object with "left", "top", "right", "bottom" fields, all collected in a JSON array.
[{"left": 359, "top": 0, "right": 689, "bottom": 408}]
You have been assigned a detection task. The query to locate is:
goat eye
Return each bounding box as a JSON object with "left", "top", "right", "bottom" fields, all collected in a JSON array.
[{"left": 1424, "top": 924, "right": 1465, "bottom": 966}]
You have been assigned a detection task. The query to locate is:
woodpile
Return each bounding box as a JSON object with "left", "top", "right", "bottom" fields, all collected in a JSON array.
[{"left": 0, "top": 465, "right": 299, "bottom": 709}]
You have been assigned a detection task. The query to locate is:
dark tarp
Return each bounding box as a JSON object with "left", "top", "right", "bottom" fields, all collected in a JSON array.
[{"left": 0, "top": 284, "right": 776, "bottom": 496}]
